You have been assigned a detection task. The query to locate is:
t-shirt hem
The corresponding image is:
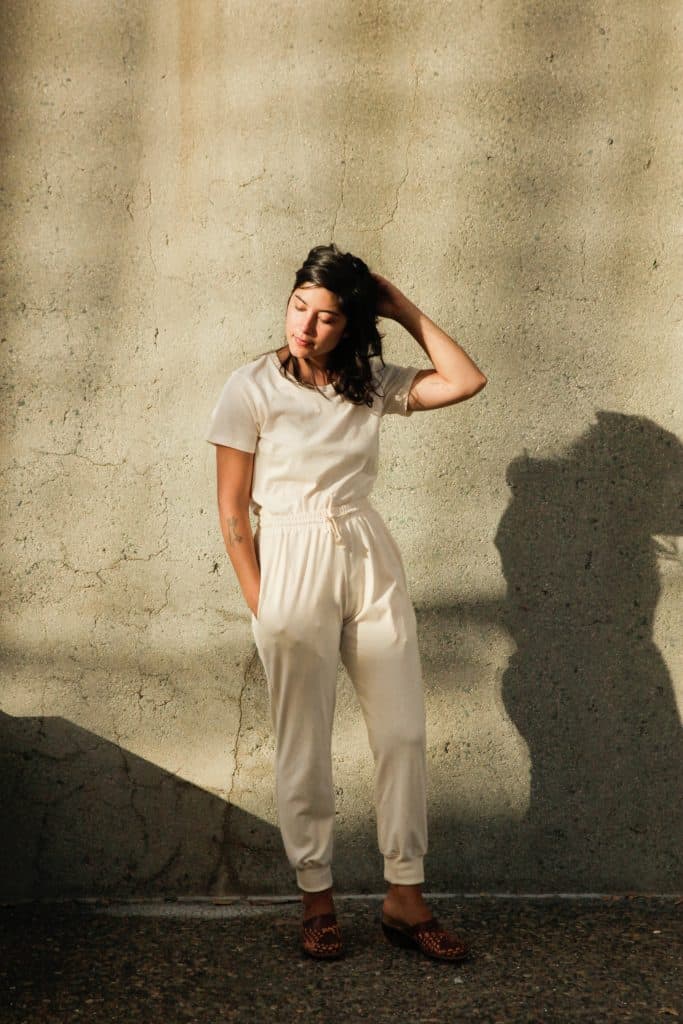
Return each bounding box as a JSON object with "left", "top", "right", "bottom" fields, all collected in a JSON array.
[{"left": 205, "top": 436, "right": 257, "bottom": 453}]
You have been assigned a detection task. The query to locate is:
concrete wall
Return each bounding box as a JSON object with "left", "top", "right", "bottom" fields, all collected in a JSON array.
[{"left": 1, "top": 0, "right": 681, "bottom": 899}]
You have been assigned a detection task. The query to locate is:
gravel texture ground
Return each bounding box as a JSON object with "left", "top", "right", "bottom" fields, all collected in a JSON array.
[{"left": 0, "top": 895, "right": 680, "bottom": 1023}]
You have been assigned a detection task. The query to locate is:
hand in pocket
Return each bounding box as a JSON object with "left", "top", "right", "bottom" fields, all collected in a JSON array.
[{"left": 246, "top": 579, "right": 260, "bottom": 619}]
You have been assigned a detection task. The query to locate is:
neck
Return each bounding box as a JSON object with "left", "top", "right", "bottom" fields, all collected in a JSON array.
[
  {"left": 299, "top": 358, "right": 330, "bottom": 386},
  {"left": 280, "top": 346, "right": 332, "bottom": 386}
]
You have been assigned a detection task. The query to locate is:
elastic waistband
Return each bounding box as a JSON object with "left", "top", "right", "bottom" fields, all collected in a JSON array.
[{"left": 256, "top": 497, "right": 374, "bottom": 546}]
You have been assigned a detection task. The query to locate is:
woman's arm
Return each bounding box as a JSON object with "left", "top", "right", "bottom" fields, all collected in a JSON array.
[
  {"left": 373, "top": 273, "right": 488, "bottom": 412},
  {"left": 215, "top": 445, "right": 260, "bottom": 617}
]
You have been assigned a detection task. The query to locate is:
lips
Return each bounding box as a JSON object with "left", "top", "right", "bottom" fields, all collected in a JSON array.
[{"left": 293, "top": 336, "right": 313, "bottom": 347}]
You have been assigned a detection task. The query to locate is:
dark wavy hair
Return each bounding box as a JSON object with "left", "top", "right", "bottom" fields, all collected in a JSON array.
[{"left": 276, "top": 244, "right": 386, "bottom": 406}]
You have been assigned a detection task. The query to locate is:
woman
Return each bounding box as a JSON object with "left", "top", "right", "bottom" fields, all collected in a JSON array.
[{"left": 206, "top": 244, "right": 487, "bottom": 961}]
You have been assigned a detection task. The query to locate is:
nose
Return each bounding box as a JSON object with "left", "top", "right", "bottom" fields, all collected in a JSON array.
[{"left": 300, "top": 311, "right": 316, "bottom": 336}]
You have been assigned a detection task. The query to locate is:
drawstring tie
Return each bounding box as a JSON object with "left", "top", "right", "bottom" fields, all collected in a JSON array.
[
  {"left": 256, "top": 498, "right": 372, "bottom": 553},
  {"left": 324, "top": 498, "right": 348, "bottom": 546}
]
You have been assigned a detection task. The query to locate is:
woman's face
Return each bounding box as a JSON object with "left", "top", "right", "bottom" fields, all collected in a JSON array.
[{"left": 285, "top": 283, "right": 348, "bottom": 365}]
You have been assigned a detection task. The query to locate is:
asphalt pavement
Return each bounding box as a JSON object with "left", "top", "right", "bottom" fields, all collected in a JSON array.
[{"left": 1, "top": 894, "right": 680, "bottom": 1023}]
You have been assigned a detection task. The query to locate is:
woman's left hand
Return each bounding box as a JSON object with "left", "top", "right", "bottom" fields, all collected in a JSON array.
[{"left": 372, "top": 272, "right": 416, "bottom": 323}]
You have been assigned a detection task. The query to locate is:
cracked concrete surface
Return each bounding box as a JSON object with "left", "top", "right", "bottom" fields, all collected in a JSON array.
[
  {"left": 379, "top": 68, "right": 420, "bottom": 232},
  {"left": 207, "top": 647, "right": 262, "bottom": 895},
  {"left": 1, "top": 0, "right": 682, "bottom": 899}
]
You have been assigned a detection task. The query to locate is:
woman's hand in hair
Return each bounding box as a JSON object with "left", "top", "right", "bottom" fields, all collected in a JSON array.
[{"left": 372, "top": 273, "right": 417, "bottom": 325}]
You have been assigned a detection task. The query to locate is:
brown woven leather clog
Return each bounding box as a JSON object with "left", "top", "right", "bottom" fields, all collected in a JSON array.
[
  {"left": 381, "top": 910, "right": 470, "bottom": 962},
  {"left": 301, "top": 911, "right": 345, "bottom": 960}
]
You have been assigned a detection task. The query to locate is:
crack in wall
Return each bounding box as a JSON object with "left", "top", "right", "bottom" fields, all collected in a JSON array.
[
  {"left": 141, "top": 841, "right": 183, "bottom": 886},
  {"left": 32, "top": 449, "right": 128, "bottom": 468},
  {"left": 227, "top": 648, "right": 256, "bottom": 806},
  {"left": 104, "top": 724, "right": 184, "bottom": 892},
  {"left": 30, "top": 449, "right": 162, "bottom": 474},
  {"left": 145, "top": 181, "right": 158, "bottom": 274},
  {"left": 207, "top": 644, "right": 260, "bottom": 894},
  {"left": 20, "top": 545, "right": 169, "bottom": 582},
  {"left": 238, "top": 169, "right": 266, "bottom": 188},
  {"left": 330, "top": 146, "right": 348, "bottom": 242},
  {"left": 380, "top": 68, "right": 420, "bottom": 231},
  {"left": 151, "top": 476, "right": 171, "bottom": 617},
  {"left": 330, "top": 66, "right": 357, "bottom": 241},
  {"left": 134, "top": 674, "right": 175, "bottom": 715},
  {"left": 113, "top": 728, "right": 150, "bottom": 863}
]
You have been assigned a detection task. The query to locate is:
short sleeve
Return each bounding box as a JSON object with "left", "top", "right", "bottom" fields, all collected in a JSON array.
[
  {"left": 205, "top": 371, "right": 259, "bottom": 452},
  {"left": 378, "top": 362, "right": 421, "bottom": 417}
]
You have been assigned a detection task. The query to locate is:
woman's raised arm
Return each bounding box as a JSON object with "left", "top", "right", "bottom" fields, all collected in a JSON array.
[{"left": 373, "top": 272, "right": 488, "bottom": 412}]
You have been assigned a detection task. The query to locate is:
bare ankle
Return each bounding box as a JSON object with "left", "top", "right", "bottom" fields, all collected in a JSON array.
[
  {"left": 386, "top": 883, "right": 425, "bottom": 901},
  {"left": 301, "top": 886, "right": 334, "bottom": 914}
]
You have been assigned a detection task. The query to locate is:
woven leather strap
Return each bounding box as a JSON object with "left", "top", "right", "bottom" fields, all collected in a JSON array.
[
  {"left": 302, "top": 912, "right": 343, "bottom": 957},
  {"left": 410, "top": 917, "right": 468, "bottom": 958}
]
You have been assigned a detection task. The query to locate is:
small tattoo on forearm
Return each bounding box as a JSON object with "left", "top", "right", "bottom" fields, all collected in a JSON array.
[{"left": 225, "top": 515, "right": 243, "bottom": 545}]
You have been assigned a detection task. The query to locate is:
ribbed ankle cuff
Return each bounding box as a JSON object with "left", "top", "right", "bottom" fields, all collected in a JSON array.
[
  {"left": 296, "top": 865, "right": 334, "bottom": 892},
  {"left": 383, "top": 856, "right": 425, "bottom": 885}
]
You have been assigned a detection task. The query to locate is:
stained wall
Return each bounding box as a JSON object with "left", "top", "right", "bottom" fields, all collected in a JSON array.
[{"left": 1, "top": 0, "right": 681, "bottom": 898}]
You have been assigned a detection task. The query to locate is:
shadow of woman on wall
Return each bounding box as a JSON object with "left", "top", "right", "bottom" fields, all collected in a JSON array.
[{"left": 494, "top": 411, "right": 683, "bottom": 891}]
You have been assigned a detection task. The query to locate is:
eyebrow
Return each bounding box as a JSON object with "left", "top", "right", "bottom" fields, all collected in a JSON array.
[{"left": 293, "top": 292, "right": 341, "bottom": 316}]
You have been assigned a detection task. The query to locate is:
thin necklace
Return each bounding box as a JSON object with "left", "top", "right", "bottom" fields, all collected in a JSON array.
[{"left": 281, "top": 349, "right": 334, "bottom": 388}]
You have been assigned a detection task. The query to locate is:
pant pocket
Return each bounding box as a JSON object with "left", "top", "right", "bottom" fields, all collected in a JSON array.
[{"left": 253, "top": 528, "right": 266, "bottom": 622}]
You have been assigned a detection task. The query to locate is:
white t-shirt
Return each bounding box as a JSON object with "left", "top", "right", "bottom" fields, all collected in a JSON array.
[{"left": 206, "top": 350, "right": 421, "bottom": 516}]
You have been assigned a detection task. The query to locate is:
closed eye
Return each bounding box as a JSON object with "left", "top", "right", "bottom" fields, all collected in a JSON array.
[
  {"left": 295, "top": 302, "right": 336, "bottom": 325},
  {"left": 293, "top": 293, "right": 340, "bottom": 322}
]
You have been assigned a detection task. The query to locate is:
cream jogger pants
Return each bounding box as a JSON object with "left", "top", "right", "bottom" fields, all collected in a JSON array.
[{"left": 250, "top": 497, "right": 428, "bottom": 893}]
